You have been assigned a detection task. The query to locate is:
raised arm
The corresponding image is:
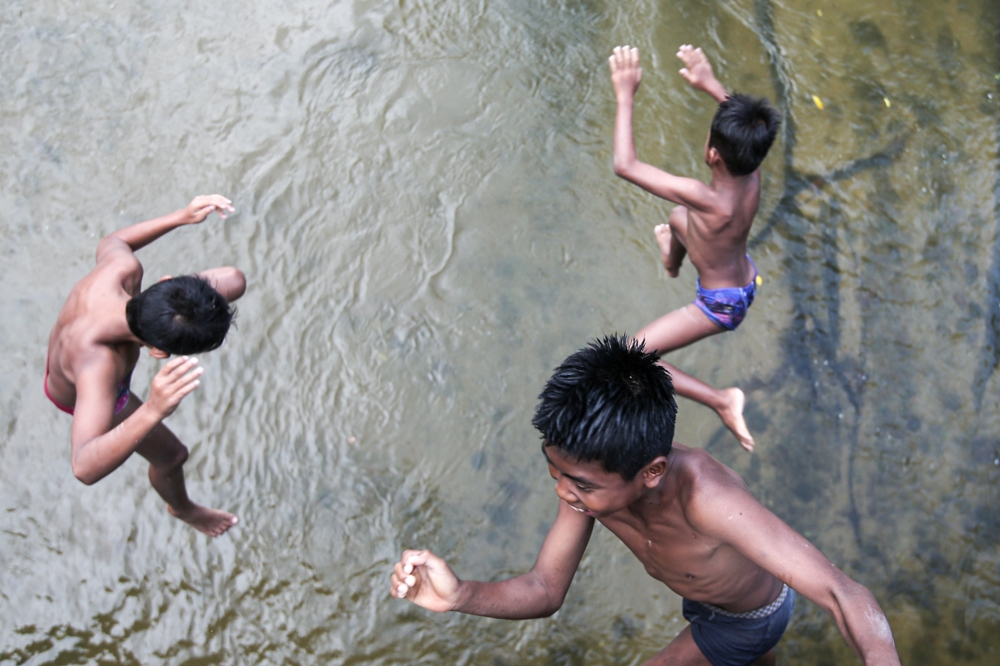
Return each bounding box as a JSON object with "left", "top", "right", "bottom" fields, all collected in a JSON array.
[
  {"left": 70, "top": 356, "right": 203, "bottom": 485},
  {"left": 695, "top": 484, "right": 901, "bottom": 665},
  {"left": 391, "top": 499, "right": 594, "bottom": 619},
  {"left": 608, "top": 46, "right": 715, "bottom": 210},
  {"left": 95, "top": 195, "right": 234, "bottom": 262}
]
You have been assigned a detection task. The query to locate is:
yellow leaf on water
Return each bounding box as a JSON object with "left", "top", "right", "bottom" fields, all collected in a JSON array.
[
  {"left": 817, "top": 9, "right": 823, "bottom": 17},
  {"left": 883, "top": 97, "right": 891, "bottom": 107},
  {"left": 812, "top": 95, "right": 824, "bottom": 110}
]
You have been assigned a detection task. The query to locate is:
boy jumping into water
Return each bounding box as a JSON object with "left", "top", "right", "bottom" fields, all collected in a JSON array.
[
  {"left": 611, "top": 45, "right": 781, "bottom": 452},
  {"left": 391, "top": 337, "right": 900, "bottom": 666},
  {"left": 44, "top": 195, "right": 245, "bottom": 537}
]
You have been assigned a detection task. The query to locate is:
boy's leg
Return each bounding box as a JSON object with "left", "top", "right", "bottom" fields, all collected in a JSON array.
[
  {"left": 636, "top": 304, "right": 723, "bottom": 355},
  {"left": 660, "top": 360, "right": 754, "bottom": 452},
  {"left": 635, "top": 302, "right": 754, "bottom": 452},
  {"left": 656, "top": 206, "right": 691, "bottom": 277},
  {"left": 641, "top": 624, "right": 776, "bottom": 666},
  {"left": 197, "top": 266, "right": 246, "bottom": 302},
  {"left": 641, "top": 626, "right": 712, "bottom": 666},
  {"left": 114, "top": 395, "right": 238, "bottom": 537}
]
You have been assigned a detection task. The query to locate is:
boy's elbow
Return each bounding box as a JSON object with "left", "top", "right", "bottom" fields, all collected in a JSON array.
[
  {"left": 613, "top": 158, "right": 637, "bottom": 180},
  {"left": 539, "top": 587, "right": 569, "bottom": 617},
  {"left": 73, "top": 466, "right": 100, "bottom": 486},
  {"left": 71, "top": 455, "right": 103, "bottom": 486}
]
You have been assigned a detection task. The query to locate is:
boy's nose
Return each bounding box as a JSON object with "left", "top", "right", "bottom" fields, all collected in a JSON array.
[{"left": 553, "top": 477, "right": 578, "bottom": 504}]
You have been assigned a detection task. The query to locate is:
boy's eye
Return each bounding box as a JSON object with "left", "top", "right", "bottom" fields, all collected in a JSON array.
[{"left": 575, "top": 483, "right": 592, "bottom": 493}]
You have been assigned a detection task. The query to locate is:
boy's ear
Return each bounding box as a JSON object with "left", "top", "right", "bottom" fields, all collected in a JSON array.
[
  {"left": 642, "top": 456, "right": 670, "bottom": 487},
  {"left": 706, "top": 146, "right": 723, "bottom": 168},
  {"left": 157, "top": 275, "right": 173, "bottom": 283},
  {"left": 148, "top": 347, "right": 170, "bottom": 359}
]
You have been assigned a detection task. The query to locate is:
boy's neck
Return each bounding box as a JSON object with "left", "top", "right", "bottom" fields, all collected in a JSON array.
[{"left": 624, "top": 452, "right": 680, "bottom": 520}]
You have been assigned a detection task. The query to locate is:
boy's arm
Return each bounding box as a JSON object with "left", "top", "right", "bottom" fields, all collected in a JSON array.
[
  {"left": 69, "top": 356, "right": 203, "bottom": 485},
  {"left": 391, "top": 500, "right": 594, "bottom": 619},
  {"left": 692, "top": 483, "right": 901, "bottom": 665},
  {"left": 95, "top": 195, "right": 234, "bottom": 263},
  {"left": 609, "top": 46, "right": 716, "bottom": 211}
]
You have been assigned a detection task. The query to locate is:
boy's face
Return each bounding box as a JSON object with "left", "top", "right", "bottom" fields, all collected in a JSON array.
[{"left": 542, "top": 444, "right": 658, "bottom": 518}]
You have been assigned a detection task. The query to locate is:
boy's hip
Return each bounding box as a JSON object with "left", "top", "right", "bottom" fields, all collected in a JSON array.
[{"left": 681, "top": 585, "right": 795, "bottom": 666}]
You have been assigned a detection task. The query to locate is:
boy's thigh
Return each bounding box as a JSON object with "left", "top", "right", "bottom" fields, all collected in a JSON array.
[
  {"left": 635, "top": 304, "right": 723, "bottom": 355},
  {"left": 641, "top": 625, "right": 713, "bottom": 666}
]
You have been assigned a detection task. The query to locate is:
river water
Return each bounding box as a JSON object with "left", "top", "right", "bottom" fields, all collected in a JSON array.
[{"left": 1, "top": 0, "right": 998, "bottom": 664}]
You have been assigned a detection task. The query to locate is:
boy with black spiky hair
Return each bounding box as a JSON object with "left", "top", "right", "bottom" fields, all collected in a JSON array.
[
  {"left": 611, "top": 45, "right": 781, "bottom": 453},
  {"left": 391, "top": 337, "right": 900, "bottom": 666}
]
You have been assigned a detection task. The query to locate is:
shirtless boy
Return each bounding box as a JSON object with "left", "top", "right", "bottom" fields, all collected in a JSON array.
[
  {"left": 611, "top": 45, "right": 781, "bottom": 452},
  {"left": 44, "top": 195, "right": 245, "bottom": 537},
  {"left": 391, "top": 337, "right": 900, "bottom": 666}
]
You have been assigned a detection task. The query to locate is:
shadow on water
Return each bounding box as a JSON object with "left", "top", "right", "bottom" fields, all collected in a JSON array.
[
  {"left": 973, "top": 2, "right": 1000, "bottom": 408},
  {"left": 706, "top": 1, "right": 1000, "bottom": 663}
]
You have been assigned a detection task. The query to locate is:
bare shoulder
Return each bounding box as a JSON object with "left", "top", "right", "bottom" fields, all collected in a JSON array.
[
  {"left": 672, "top": 445, "right": 753, "bottom": 525},
  {"left": 87, "top": 246, "right": 143, "bottom": 297}
]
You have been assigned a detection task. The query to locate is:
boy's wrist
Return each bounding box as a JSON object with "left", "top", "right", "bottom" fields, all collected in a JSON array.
[
  {"left": 450, "top": 578, "right": 472, "bottom": 612},
  {"left": 135, "top": 400, "right": 169, "bottom": 425}
]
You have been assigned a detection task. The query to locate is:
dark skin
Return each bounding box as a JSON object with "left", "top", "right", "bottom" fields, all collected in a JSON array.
[
  {"left": 611, "top": 45, "right": 760, "bottom": 452},
  {"left": 45, "top": 195, "right": 245, "bottom": 536},
  {"left": 392, "top": 444, "right": 901, "bottom": 665}
]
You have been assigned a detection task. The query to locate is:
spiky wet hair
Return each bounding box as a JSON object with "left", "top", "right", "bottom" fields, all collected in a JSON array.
[{"left": 532, "top": 335, "right": 677, "bottom": 480}]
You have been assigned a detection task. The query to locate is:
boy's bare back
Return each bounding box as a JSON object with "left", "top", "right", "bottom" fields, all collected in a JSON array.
[
  {"left": 45, "top": 195, "right": 243, "bottom": 537},
  {"left": 610, "top": 45, "right": 761, "bottom": 289}
]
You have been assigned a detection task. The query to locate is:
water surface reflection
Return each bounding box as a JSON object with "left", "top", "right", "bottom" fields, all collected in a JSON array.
[{"left": 1, "top": 0, "right": 998, "bottom": 663}]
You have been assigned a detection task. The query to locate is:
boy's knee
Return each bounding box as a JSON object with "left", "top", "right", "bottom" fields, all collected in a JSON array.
[
  {"left": 220, "top": 267, "right": 247, "bottom": 301},
  {"left": 155, "top": 443, "right": 189, "bottom": 471}
]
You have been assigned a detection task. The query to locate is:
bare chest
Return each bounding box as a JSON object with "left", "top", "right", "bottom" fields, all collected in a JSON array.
[{"left": 603, "top": 519, "right": 747, "bottom": 599}]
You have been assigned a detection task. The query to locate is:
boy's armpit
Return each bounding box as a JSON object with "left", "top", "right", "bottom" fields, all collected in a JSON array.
[{"left": 616, "top": 161, "right": 717, "bottom": 213}]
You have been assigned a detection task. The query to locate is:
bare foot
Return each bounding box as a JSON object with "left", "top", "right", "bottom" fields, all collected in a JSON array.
[
  {"left": 655, "top": 224, "right": 680, "bottom": 277},
  {"left": 168, "top": 504, "right": 239, "bottom": 537},
  {"left": 717, "top": 388, "right": 755, "bottom": 452}
]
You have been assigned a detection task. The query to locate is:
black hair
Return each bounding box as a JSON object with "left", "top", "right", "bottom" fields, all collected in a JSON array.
[
  {"left": 126, "top": 275, "right": 234, "bottom": 355},
  {"left": 709, "top": 93, "right": 781, "bottom": 176},
  {"left": 532, "top": 335, "right": 677, "bottom": 481}
]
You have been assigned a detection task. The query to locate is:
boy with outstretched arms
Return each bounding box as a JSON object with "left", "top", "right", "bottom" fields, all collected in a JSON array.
[
  {"left": 391, "top": 337, "right": 900, "bottom": 666},
  {"left": 611, "top": 45, "right": 781, "bottom": 452},
  {"left": 45, "top": 195, "right": 245, "bottom": 536}
]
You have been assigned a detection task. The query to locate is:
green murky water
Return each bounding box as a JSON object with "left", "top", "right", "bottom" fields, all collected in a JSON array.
[{"left": 1, "top": 0, "right": 998, "bottom": 663}]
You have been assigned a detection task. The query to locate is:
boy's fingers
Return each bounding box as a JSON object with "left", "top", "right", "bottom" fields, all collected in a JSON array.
[
  {"left": 404, "top": 550, "right": 439, "bottom": 571},
  {"left": 168, "top": 357, "right": 199, "bottom": 374},
  {"left": 179, "top": 367, "right": 205, "bottom": 386},
  {"left": 173, "top": 379, "right": 200, "bottom": 400},
  {"left": 160, "top": 355, "right": 191, "bottom": 373}
]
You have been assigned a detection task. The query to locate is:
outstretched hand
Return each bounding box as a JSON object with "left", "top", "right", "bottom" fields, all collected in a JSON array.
[
  {"left": 390, "top": 549, "right": 463, "bottom": 612},
  {"left": 677, "top": 45, "right": 719, "bottom": 94},
  {"left": 145, "top": 356, "right": 204, "bottom": 419},
  {"left": 609, "top": 45, "right": 642, "bottom": 101},
  {"left": 184, "top": 194, "right": 235, "bottom": 224}
]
